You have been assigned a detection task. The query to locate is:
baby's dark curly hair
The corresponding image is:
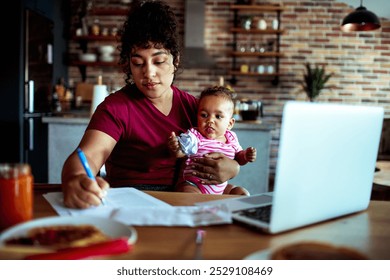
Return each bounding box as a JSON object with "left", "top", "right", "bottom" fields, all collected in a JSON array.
[
  {"left": 118, "top": 0, "right": 181, "bottom": 85},
  {"left": 199, "top": 86, "right": 235, "bottom": 104}
]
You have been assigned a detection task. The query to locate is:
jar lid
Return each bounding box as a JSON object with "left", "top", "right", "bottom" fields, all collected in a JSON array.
[{"left": 0, "top": 163, "right": 31, "bottom": 179}]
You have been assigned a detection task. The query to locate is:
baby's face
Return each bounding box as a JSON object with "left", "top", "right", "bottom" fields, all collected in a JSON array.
[{"left": 197, "top": 95, "right": 235, "bottom": 140}]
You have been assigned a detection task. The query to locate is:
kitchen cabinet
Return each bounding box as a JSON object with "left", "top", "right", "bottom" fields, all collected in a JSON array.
[
  {"left": 230, "top": 123, "right": 273, "bottom": 195},
  {"left": 229, "top": 4, "right": 284, "bottom": 85},
  {"left": 42, "top": 115, "right": 89, "bottom": 183}
]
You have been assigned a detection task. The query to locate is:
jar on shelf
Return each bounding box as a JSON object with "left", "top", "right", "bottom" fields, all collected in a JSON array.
[
  {"left": 257, "top": 65, "right": 265, "bottom": 74},
  {"left": 101, "top": 27, "right": 109, "bottom": 36},
  {"left": 241, "top": 16, "right": 252, "bottom": 30},
  {"left": 257, "top": 19, "right": 267, "bottom": 30},
  {"left": 272, "top": 19, "right": 279, "bottom": 30},
  {"left": 90, "top": 19, "right": 100, "bottom": 36},
  {"left": 110, "top": 27, "right": 118, "bottom": 36},
  {"left": 240, "top": 64, "right": 249, "bottom": 73}
]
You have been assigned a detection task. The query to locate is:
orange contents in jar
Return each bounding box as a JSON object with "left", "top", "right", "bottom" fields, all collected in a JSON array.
[{"left": 0, "top": 164, "right": 33, "bottom": 231}]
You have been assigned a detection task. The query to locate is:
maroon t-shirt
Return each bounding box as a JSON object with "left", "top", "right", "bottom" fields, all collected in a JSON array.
[{"left": 87, "top": 84, "right": 198, "bottom": 187}]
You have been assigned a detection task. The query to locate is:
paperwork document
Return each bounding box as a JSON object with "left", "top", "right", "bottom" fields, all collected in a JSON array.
[{"left": 43, "top": 187, "right": 231, "bottom": 227}]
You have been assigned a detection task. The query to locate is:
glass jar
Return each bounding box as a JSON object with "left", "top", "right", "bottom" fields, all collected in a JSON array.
[
  {"left": 90, "top": 19, "right": 100, "bottom": 36},
  {"left": 0, "top": 163, "right": 34, "bottom": 231}
]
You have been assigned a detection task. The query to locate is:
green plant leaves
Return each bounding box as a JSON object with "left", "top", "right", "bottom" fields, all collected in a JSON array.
[{"left": 301, "top": 63, "right": 333, "bottom": 102}]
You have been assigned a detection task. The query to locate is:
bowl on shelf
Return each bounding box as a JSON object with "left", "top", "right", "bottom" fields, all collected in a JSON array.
[
  {"left": 99, "top": 54, "right": 115, "bottom": 62},
  {"left": 78, "top": 53, "right": 97, "bottom": 62},
  {"left": 98, "top": 45, "right": 115, "bottom": 55}
]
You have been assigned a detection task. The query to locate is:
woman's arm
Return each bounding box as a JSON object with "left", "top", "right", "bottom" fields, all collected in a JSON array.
[
  {"left": 61, "top": 129, "right": 116, "bottom": 209},
  {"left": 190, "top": 152, "right": 240, "bottom": 185}
]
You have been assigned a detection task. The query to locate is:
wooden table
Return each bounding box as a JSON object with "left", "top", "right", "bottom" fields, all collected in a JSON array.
[{"left": 13, "top": 184, "right": 390, "bottom": 259}]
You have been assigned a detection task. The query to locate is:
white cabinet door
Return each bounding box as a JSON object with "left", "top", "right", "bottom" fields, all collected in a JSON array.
[
  {"left": 48, "top": 123, "right": 87, "bottom": 183},
  {"left": 229, "top": 129, "right": 271, "bottom": 195}
]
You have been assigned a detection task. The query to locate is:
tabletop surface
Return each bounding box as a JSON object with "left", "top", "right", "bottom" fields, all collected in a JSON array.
[{"left": 3, "top": 184, "right": 390, "bottom": 260}]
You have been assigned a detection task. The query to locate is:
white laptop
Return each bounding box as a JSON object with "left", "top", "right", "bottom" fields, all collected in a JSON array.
[{"left": 196, "top": 101, "right": 384, "bottom": 234}]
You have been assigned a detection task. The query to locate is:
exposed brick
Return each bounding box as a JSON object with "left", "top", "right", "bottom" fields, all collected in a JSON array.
[{"left": 68, "top": 0, "right": 390, "bottom": 178}]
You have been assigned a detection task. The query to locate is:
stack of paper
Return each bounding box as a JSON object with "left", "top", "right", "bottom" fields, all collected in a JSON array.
[{"left": 43, "top": 188, "right": 231, "bottom": 227}]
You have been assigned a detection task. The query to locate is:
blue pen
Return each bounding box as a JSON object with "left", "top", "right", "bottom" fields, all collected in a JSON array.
[{"left": 76, "top": 147, "right": 105, "bottom": 205}]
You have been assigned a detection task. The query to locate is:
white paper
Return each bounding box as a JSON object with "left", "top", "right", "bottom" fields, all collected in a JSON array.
[
  {"left": 43, "top": 187, "right": 172, "bottom": 218},
  {"left": 110, "top": 205, "right": 232, "bottom": 226},
  {"left": 43, "top": 188, "right": 232, "bottom": 227}
]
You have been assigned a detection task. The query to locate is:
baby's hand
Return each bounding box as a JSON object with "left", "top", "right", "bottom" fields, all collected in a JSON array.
[
  {"left": 168, "top": 132, "right": 180, "bottom": 152},
  {"left": 168, "top": 132, "right": 185, "bottom": 158},
  {"left": 245, "top": 147, "right": 257, "bottom": 162}
]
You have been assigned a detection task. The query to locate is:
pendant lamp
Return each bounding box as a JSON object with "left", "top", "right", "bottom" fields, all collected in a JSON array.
[{"left": 340, "top": 0, "right": 381, "bottom": 32}]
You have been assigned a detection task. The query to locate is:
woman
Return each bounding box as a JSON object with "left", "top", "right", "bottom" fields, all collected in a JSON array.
[{"left": 61, "top": 0, "right": 240, "bottom": 209}]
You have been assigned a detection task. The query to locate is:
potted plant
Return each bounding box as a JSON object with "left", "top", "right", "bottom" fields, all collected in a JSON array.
[{"left": 301, "top": 63, "right": 333, "bottom": 102}]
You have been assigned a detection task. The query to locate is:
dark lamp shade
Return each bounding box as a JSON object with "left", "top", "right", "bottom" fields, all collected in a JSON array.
[{"left": 340, "top": 6, "right": 381, "bottom": 32}]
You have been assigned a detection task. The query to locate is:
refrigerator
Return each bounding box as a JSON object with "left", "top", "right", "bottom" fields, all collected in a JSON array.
[
  {"left": 0, "top": 1, "right": 68, "bottom": 183},
  {"left": 23, "top": 9, "right": 54, "bottom": 182}
]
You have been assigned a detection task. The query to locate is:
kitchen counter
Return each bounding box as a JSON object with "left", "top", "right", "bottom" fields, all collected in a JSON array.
[
  {"left": 43, "top": 114, "right": 275, "bottom": 194},
  {"left": 43, "top": 114, "right": 274, "bottom": 130},
  {"left": 42, "top": 112, "right": 90, "bottom": 125}
]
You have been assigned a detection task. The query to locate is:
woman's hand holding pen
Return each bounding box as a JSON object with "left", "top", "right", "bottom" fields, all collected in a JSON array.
[
  {"left": 62, "top": 148, "right": 109, "bottom": 209},
  {"left": 63, "top": 174, "right": 109, "bottom": 209}
]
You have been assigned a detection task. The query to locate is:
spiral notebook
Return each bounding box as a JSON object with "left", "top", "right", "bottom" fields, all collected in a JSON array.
[{"left": 197, "top": 101, "right": 384, "bottom": 234}]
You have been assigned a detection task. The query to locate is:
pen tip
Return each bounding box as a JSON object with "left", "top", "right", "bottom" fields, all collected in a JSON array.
[{"left": 196, "top": 229, "right": 206, "bottom": 243}]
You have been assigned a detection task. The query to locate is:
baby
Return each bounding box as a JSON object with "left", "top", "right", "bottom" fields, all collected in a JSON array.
[{"left": 168, "top": 86, "right": 256, "bottom": 195}]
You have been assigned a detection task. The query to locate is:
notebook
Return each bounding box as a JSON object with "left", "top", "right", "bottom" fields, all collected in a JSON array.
[{"left": 196, "top": 101, "right": 384, "bottom": 234}]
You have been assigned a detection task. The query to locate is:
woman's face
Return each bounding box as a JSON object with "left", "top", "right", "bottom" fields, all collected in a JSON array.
[{"left": 130, "top": 46, "right": 176, "bottom": 100}]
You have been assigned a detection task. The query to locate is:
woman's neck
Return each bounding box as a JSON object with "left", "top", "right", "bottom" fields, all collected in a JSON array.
[{"left": 149, "top": 87, "right": 173, "bottom": 116}]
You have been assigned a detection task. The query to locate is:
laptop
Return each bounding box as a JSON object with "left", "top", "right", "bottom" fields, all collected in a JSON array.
[{"left": 196, "top": 101, "right": 384, "bottom": 234}]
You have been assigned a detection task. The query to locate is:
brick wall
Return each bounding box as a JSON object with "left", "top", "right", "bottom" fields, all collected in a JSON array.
[{"left": 68, "top": 0, "right": 390, "bottom": 177}]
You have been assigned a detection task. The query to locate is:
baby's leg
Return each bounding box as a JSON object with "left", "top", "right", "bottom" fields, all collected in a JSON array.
[
  {"left": 176, "top": 181, "right": 202, "bottom": 193},
  {"left": 224, "top": 184, "right": 250, "bottom": 196}
]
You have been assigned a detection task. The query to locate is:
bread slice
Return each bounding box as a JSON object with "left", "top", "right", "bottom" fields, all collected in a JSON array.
[{"left": 5, "top": 224, "right": 110, "bottom": 249}]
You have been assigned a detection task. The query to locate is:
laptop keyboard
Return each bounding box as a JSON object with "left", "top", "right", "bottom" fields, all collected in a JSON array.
[{"left": 235, "top": 205, "right": 272, "bottom": 224}]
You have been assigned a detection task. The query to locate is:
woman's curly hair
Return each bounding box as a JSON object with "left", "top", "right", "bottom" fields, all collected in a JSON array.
[{"left": 118, "top": 0, "right": 181, "bottom": 85}]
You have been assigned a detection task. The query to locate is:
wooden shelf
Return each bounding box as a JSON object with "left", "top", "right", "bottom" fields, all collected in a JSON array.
[
  {"left": 231, "top": 51, "right": 284, "bottom": 58},
  {"left": 89, "top": 8, "right": 128, "bottom": 16},
  {"left": 70, "top": 60, "right": 119, "bottom": 67},
  {"left": 230, "top": 4, "right": 284, "bottom": 12},
  {"left": 230, "top": 28, "right": 284, "bottom": 34},
  {"left": 69, "top": 7, "right": 125, "bottom": 81},
  {"left": 229, "top": 4, "right": 284, "bottom": 85},
  {"left": 229, "top": 71, "right": 282, "bottom": 77},
  {"left": 72, "top": 35, "right": 119, "bottom": 41}
]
